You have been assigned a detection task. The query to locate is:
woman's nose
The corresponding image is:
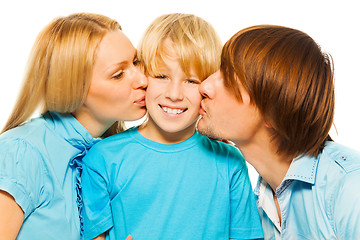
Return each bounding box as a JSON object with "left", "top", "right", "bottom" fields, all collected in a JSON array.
[{"left": 132, "top": 67, "right": 148, "bottom": 89}]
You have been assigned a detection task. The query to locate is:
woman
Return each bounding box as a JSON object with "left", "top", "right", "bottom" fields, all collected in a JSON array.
[{"left": 0, "top": 12, "right": 147, "bottom": 239}]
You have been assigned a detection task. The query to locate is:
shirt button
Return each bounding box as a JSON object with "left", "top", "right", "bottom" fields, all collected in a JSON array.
[{"left": 341, "top": 156, "right": 346, "bottom": 161}]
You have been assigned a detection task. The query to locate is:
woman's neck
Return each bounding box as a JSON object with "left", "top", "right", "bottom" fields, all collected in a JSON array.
[{"left": 72, "top": 108, "right": 113, "bottom": 138}]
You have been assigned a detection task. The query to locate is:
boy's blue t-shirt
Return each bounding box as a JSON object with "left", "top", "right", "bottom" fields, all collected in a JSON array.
[{"left": 82, "top": 127, "right": 263, "bottom": 240}]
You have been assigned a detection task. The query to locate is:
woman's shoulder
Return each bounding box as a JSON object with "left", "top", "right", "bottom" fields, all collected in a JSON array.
[
  {"left": 0, "top": 132, "right": 45, "bottom": 170},
  {"left": 0, "top": 116, "right": 47, "bottom": 141}
]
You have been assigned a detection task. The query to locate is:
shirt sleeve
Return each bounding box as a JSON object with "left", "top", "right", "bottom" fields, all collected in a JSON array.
[
  {"left": 0, "top": 138, "right": 44, "bottom": 218},
  {"left": 227, "top": 147, "right": 264, "bottom": 239},
  {"left": 333, "top": 169, "right": 360, "bottom": 239},
  {"left": 82, "top": 147, "right": 113, "bottom": 240}
]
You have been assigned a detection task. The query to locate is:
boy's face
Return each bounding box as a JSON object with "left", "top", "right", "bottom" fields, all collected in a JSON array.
[{"left": 144, "top": 38, "right": 202, "bottom": 143}]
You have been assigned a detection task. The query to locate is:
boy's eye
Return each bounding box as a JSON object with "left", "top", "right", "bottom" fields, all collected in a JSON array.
[{"left": 185, "top": 79, "right": 200, "bottom": 84}]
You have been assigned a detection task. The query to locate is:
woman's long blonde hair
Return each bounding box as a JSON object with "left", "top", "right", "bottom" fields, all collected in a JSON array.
[{"left": 2, "top": 12, "right": 124, "bottom": 136}]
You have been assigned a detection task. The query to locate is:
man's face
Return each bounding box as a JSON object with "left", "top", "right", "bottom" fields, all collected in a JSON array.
[{"left": 197, "top": 70, "right": 264, "bottom": 146}]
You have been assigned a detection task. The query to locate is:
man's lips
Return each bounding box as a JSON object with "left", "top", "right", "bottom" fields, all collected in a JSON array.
[
  {"left": 199, "top": 100, "right": 206, "bottom": 115},
  {"left": 134, "top": 96, "right": 146, "bottom": 106}
]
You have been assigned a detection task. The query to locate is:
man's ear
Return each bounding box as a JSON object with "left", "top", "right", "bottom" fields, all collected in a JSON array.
[{"left": 264, "top": 121, "right": 273, "bottom": 129}]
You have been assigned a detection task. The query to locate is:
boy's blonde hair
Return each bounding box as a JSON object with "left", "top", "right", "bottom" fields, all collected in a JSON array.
[
  {"left": 138, "top": 13, "right": 222, "bottom": 81},
  {"left": 2, "top": 13, "right": 124, "bottom": 137}
]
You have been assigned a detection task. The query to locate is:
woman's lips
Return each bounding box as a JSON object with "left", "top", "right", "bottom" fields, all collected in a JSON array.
[{"left": 134, "top": 96, "right": 146, "bottom": 106}]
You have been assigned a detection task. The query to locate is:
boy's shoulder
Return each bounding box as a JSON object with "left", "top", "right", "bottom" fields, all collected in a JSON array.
[
  {"left": 84, "top": 127, "right": 140, "bottom": 168},
  {"left": 91, "top": 127, "right": 138, "bottom": 151},
  {"left": 198, "top": 133, "right": 244, "bottom": 160}
]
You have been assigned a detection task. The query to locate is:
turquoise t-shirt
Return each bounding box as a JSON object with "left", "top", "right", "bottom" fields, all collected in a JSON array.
[
  {"left": 0, "top": 112, "right": 98, "bottom": 239},
  {"left": 255, "top": 141, "right": 360, "bottom": 239},
  {"left": 82, "top": 127, "right": 263, "bottom": 240}
]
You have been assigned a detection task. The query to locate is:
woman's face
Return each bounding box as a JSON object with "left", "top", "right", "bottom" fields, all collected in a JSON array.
[{"left": 75, "top": 30, "right": 147, "bottom": 136}]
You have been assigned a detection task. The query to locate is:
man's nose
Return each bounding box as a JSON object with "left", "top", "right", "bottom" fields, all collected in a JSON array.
[{"left": 199, "top": 74, "right": 215, "bottom": 99}]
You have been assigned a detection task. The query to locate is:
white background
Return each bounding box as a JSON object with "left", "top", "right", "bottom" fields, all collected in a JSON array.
[{"left": 1, "top": 0, "right": 359, "bottom": 185}]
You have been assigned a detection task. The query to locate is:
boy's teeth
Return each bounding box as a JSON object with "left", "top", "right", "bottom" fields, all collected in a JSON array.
[{"left": 162, "top": 106, "right": 184, "bottom": 114}]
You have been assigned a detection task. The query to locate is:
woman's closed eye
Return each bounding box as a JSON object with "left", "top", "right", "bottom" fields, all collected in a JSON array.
[
  {"left": 154, "top": 75, "right": 168, "bottom": 79},
  {"left": 133, "top": 58, "right": 140, "bottom": 66},
  {"left": 112, "top": 71, "right": 124, "bottom": 80}
]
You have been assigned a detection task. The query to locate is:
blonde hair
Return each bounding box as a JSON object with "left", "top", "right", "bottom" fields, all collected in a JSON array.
[
  {"left": 138, "top": 13, "right": 222, "bottom": 81},
  {"left": 2, "top": 13, "right": 124, "bottom": 136}
]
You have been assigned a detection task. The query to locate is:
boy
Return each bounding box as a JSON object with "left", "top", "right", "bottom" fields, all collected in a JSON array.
[{"left": 81, "top": 13, "right": 263, "bottom": 240}]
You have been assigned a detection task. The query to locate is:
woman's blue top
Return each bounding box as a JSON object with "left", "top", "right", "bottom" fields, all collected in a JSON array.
[{"left": 0, "top": 111, "right": 98, "bottom": 239}]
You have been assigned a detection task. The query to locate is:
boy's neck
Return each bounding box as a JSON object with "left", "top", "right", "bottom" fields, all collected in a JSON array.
[{"left": 138, "top": 119, "right": 196, "bottom": 144}]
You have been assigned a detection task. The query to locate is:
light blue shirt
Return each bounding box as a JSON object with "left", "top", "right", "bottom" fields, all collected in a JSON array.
[
  {"left": 82, "top": 127, "right": 263, "bottom": 240},
  {"left": 0, "top": 112, "right": 98, "bottom": 239},
  {"left": 254, "top": 141, "right": 360, "bottom": 239}
]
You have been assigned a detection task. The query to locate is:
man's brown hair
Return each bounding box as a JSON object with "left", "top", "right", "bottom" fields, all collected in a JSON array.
[{"left": 221, "top": 25, "right": 334, "bottom": 157}]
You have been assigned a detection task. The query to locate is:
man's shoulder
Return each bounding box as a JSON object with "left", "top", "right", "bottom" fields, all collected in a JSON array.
[{"left": 322, "top": 141, "right": 360, "bottom": 174}]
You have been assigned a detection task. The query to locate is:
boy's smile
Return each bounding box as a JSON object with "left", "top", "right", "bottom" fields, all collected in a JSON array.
[{"left": 160, "top": 105, "right": 187, "bottom": 115}]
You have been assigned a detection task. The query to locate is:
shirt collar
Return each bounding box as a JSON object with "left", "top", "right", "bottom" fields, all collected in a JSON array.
[
  {"left": 283, "top": 153, "right": 319, "bottom": 185},
  {"left": 254, "top": 154, "right": 319, "bottom": 195},
  {"left": 43, "top": 111, "right": 100, "bottom": 186},
  {"left": 253, "top": 152, "right": 320, "bottom": 234},
  {"left": 43, "top": 111, "right": 99, "bottom": 151},
  {"left": 256, "top": 178, "right": 282, "bottom": 232},
  {"left": 254, "top": 153, "right": 319, "bottom": 197}
]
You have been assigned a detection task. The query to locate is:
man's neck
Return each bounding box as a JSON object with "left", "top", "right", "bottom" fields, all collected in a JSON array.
[{"left": 234, "top": 138, "right": 292, "bottom": 192}]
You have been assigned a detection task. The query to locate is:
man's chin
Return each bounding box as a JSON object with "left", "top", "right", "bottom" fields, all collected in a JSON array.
[{"left": 197, "top": 124, "right": 221, "bottom": 140}]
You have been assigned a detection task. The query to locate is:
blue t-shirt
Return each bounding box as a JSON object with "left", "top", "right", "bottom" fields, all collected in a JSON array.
[
  {"left": 255, "top": 141, "right": 360, "bottom": 239},
  {"left": 82, "top": 127, "right": 263, "bottom": 240},
  {"left": 0, "top": 112, "right": 98, "bottom": 240}
]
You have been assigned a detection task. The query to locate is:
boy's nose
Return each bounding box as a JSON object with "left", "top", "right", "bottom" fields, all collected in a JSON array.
[{"left": 166, "top": 81, "right": 184, "bottom": 101}]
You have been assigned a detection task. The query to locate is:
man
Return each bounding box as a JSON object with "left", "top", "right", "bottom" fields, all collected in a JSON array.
[{"left": 197, "top": 25, "right": 360, "bottom": 239}]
